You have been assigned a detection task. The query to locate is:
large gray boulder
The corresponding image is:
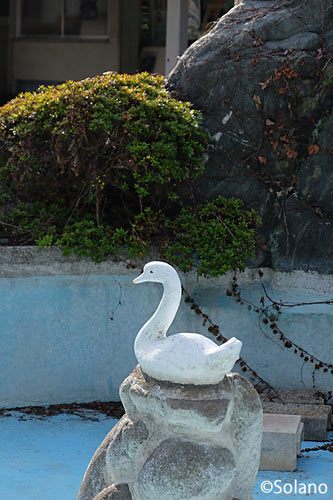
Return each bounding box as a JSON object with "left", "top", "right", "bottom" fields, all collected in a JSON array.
[
  {"left": 78, "top": 366, "right": 262, "bottom": 500},
  {"left": 167, "top": 0, "right": 333, "bottom": 273}
]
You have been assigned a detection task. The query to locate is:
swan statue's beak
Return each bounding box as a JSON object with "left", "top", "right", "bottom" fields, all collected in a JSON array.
[{"left": 133, "top": 272, "right": 145, "bottom": 284}]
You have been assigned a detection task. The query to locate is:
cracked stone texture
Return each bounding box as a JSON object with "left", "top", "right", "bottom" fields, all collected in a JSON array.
[
  {"left": 78, "top": 366, "right": 263, "bottom": 500},
  {"left": 167, "top": 0, "right": 333, "bottom": 273}
]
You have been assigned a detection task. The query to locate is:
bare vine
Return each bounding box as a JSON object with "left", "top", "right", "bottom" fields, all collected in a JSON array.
[
  {"left": 182, "top": 285, "right": 277, "bottom": 394},
  {"left": 183, "top": 269, "right": 333, "bottom": 391}
]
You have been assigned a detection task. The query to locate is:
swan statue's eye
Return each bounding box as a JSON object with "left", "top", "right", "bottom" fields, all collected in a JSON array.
[{"left": 150, "top": 270, "right": 154, "bottom": 273}]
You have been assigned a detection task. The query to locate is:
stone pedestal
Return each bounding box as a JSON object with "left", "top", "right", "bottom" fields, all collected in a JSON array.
[{"left": 78, "top": 366, "right": 262, "bottom": 500}]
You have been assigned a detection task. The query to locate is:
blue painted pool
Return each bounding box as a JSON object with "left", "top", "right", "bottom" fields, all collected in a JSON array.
[{"left": 0, "top": 413, "right": 332, "bottom": 499}]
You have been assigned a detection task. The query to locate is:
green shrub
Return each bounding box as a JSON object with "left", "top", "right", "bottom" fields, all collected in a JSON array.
[
  {"left": 0, "top": 72, "right": 260, "bottom": 275},
  {"left": 163, "top": 196, "right": 260, "bottom": 276},
  {"left": 0, "top": 72, "right": 208, "bottom": 218}
]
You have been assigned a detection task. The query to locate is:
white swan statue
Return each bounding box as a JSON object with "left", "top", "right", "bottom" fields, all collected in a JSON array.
[{"left": 133, "top": 261, "right": 242, "bottom": 385}]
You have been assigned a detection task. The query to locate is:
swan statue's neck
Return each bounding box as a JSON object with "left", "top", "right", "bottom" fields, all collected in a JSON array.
[{"left": 135, "top": 274, "right": 182, "bottom": 345}]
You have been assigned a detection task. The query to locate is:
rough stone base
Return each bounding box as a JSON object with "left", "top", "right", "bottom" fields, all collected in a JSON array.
[
  {"left": 93, "top": 484, "right": 132, "bottom": 500},
  {"left": 78, "top": 366, "right": 263, "bottom": 500}
]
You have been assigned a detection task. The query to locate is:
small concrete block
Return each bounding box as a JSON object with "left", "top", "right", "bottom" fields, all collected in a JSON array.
[
  {"left": 296, "top": 422, "right": 304, "bottom": 456},
  {"left": 260, "top": 414, "right": 303, "bottom": 471},
  {"left": 262, "top": 402, "right": 331, "bottom": 441}
]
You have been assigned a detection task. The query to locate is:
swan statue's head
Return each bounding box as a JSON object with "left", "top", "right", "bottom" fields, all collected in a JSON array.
[{"left": 133, "top": 261, "right": 179, "bottom": 286}]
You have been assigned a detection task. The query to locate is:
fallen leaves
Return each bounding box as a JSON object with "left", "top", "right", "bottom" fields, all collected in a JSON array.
[
  {"left": 274, "top": 69, "right": 282, "bottom": 81},
  {"left": 282, "top": 65, "right": 298, "bottom": 80},
  {"left": 284, "top": 147, "right": 298, "bottom": 159},
  {"left": 314, "top": 206, "right": 323, "bottom": 218},
  {"left": 259, "top": 64, "right": 298, "bottom": 92},
  {"left": 259, "top": 77, "right": 273, "bottom": 90},
  {"left": 274, "top": 65, "right": 297, "bottom": 81},
  {"left": 253, "top": 94, "right": 261, "bottom": 109},
  {"left": 308, "top": 144, "right": 320, "bottom": 155}
]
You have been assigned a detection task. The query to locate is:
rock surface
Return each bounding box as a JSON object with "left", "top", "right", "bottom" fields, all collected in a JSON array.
[
  {"left": 167, "top": 0, "right": 333, "bottom": 273},
  {"left": 78, "top": 366, "right": 263, "bottom": 500}
]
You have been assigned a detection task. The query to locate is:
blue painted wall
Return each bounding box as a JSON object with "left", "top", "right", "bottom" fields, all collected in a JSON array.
[
  {"left": 0, "top": 273, "right": 156, "bottom": 405},
  {"left": 0, "top": 248, "right": 332, "bottom": 406}
]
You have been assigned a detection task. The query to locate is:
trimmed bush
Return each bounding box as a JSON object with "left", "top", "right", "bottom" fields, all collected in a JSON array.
[{"left": 0, "top": 72, "right": 259, "bottom": 275}]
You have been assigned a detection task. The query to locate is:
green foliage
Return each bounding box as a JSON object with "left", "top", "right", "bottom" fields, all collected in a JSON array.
[
  {"left": 0, "top": 72, "right": 260, "bottom": 275},
  {"left": 163, "top": 196, "right": 260, "bottom": 276},
  {"left": 33, "top": 198, "right": 259, "bottom": 274},
  {"left": 0, "top": 72, "right": 209, "bottom": 214},
  {"left": 0, "top": 200, "right": 67, "bottom": 245},
  {"left": 51, "top": 220, "right": 127, "bottom": 262}
]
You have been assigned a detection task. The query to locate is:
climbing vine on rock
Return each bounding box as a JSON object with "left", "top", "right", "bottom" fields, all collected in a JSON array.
[{"left": 165, "top": 0, "right": 333, "bottom": 392}]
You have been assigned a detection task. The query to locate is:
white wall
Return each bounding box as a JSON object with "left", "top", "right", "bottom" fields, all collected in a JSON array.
[
  {"left": 11, "top": 0, "right": 120, "bottom": 88},
  {"left": 12, "top": 39, "right": 120, "bottom": 82}
]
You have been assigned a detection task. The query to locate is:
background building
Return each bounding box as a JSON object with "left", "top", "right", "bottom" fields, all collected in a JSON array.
[{"left": 0, "top": 0, "right": 235, "bottom": 104}]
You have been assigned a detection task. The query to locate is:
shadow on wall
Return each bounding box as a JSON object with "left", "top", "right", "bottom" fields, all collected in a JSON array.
[{"left": 0, "top": 92, "right": 14, "bottom": 106}]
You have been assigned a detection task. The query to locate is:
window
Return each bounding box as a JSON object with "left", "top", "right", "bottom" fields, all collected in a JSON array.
[
  {"left": 0, "top": 0, "right": 9, "bottom": 17},
  {"left": 141, "top": 0, "right": 167, "bottom": 46},
  {"left": 19, "top": 0, "right": 108, "bottom": 38}
]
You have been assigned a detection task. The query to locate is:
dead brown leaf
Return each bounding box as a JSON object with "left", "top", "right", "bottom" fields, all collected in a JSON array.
[
  {"left": 259, "top": 77, "right": 273, "bottom": 90},
  {"left": 253, "top": 94, "right": 261, "bottom": 109},
  {"left": 308, "top": 144, "right": 320, "bottom": 155},
  {"left": 285, "top": 147, "right": 298, "bottom": 159}
]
